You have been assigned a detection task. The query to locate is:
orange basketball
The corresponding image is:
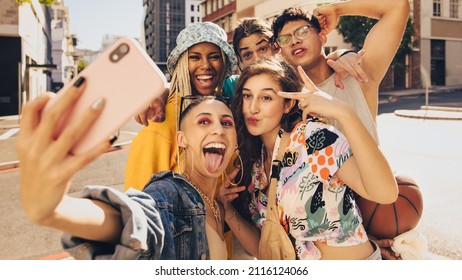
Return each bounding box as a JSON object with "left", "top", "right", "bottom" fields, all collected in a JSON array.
[{"left": 356, "top": 176, "right": 423, "bottom": 240}]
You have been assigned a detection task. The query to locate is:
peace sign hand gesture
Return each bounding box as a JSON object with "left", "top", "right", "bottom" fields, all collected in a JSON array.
[{"left": 278, "top": 66, "right": 352, "bottom": 122}]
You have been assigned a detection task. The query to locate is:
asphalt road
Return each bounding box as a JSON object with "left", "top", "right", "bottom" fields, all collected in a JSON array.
[{"left": 378, "top": 90, "right": 462, "bottom": 114}]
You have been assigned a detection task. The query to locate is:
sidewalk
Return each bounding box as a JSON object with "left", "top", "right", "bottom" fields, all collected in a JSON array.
[{"left": 378, "top": 84, "right": 462, "bottom": 97}]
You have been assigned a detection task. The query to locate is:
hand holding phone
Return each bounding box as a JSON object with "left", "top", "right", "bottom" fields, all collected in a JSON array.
[{"left": 44, "top": 37, "right": 168, "bottom": 155}]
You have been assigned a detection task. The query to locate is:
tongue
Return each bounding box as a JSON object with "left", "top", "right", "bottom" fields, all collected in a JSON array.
[{"left": 204, "top": 152, "right": 223, "bottom": 173}]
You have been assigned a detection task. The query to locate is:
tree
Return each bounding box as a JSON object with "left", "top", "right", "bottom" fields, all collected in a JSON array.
[
  {"left": 16, "top": 0, "right": 56, "bottom": 5},
  {"left": 77, "top": 59, "right": 88, "bottom": 74},
  {"left": 336, "top": 16, "right": 415, "bottom": 63}
]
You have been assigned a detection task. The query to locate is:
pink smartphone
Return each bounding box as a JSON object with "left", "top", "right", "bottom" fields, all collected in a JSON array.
[{"left": 46, "top": 37, "right": 168, "bottom": 155}]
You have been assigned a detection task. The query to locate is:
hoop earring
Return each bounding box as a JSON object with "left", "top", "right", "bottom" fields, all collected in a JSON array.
[
  {"left": 224, "top": 150, "right": 244, "bottom": 187},
  {"left": 178, "top": 146, "right": 185, "bottom": 175}
]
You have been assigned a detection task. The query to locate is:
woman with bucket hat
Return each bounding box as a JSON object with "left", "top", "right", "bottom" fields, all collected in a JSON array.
[{"left": 124, "top": 22, "right": 238, "bottom": 191}]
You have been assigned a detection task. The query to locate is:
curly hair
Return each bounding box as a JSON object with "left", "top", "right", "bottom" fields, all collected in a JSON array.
[{"left": 271, "top": 7, "right": 321, "bottom": 42}]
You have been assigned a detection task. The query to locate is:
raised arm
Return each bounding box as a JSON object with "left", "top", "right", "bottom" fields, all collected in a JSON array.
[
  {"left": 314, "top": 0, "right": 410, "bottom": 117},
  {"left": 18, "top": 78, "right": 123, "bottom": 243}
]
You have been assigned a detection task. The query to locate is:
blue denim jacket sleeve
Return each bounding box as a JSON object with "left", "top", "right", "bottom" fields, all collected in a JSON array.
[
  {"left": 142, "top": 172, "right": 209, "bottom": 260},
  {"left": 61, "top": 185, "right": 165, "bottom": 260},
  {"left": 61, "top": 171, "right": 210, "bottom": 260}
]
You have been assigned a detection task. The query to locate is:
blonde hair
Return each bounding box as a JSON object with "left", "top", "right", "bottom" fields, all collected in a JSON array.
[{"left": 169, "top": 51, "right": 191, "bottom": 102}]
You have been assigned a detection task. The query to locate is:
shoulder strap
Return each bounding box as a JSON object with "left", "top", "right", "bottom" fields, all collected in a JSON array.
[{"left": 267, "top": 131, "right": 290, "bottom": 208}]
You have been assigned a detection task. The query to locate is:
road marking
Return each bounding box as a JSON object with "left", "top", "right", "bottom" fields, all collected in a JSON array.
[
  {"left": 0, "top": 128, "right": 20, "bottom": 140},
  {"left": 39, "top": 251, "right": 71, "bottom": 260}
]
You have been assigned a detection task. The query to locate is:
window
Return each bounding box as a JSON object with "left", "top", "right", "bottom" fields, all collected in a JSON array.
[
  {"left": 324, "top": 46, "right": 338, "bottom": 56},
  {"left": 433, "top": 0, "right": 441, "bottom": 17},
  {"left": 191, "top": 16, "right": 195, "bottom": 23},
  {"left": 191, "top": 5, "right": 194, "bottom": 12},
  {"left": 450, "top": 0, "right": 460, "bottom": 18}
]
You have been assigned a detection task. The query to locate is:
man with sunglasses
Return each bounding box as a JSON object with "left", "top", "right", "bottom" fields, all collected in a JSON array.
[{"left": 271, "top": 0, "right": 411, "bottom": 260}]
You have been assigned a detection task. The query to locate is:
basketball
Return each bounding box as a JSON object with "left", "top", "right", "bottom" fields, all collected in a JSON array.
[{"left": 356, "top": 176, "right": 424, "bottom": 240}]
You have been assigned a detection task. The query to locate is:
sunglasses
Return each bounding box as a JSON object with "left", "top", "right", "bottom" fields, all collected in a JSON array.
[
  {"left": 275, "top": 24, "right": 313, "bottom": 48},
  {"left": 179, "top": 95, "right": 230, "bottom": 125}
]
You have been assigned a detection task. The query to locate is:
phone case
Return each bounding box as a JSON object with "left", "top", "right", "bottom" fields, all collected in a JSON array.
[{"left": 47, "top": 37, "right": 168, "bottom": 155}]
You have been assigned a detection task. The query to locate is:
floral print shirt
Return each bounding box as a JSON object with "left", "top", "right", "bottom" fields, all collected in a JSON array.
[{"left": 248, "top": 117, "right": 368, "bottom": 260}]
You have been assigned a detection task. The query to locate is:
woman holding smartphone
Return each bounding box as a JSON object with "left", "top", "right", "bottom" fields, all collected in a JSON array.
[{"left": 18, "top": 81, "right": 238, "bottom": 259}]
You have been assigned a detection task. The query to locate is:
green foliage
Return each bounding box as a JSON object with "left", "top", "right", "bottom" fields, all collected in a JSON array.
[
  {"left": 336, "top": 16, "right": 377, "bottom": 51},
  {"left": 336, "top": 16, "right": 415, "bottom": 63},
  {"left": 16, "top": 0, "right": 56, "bottom": 6},
  {"left": 77, "top": 59, "right": 88, "bottom": 74}
]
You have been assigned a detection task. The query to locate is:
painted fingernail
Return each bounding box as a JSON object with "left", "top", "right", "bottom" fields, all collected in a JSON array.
[
  {"left": 73, "top": 77, "right": 86, "bottom": 88},
  {"left": 109, "top": 135, "right": 118, "bottom": 145},
  {"left": 91, "top": 97, "right": 105, "bottom": 110}
]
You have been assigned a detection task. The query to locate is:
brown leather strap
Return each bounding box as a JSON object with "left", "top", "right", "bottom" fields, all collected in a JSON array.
[{"left": 267, "top": 131, "right": 290, "bottom": 208}]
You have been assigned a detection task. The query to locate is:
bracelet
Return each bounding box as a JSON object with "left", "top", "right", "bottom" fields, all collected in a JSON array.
[
  {"left": 225, "top": 210, "right": 240, "bottom": 231},
  {"left": 339, "top": 50, "right": 356, "bottom": 58},
  {"left": 225, "top": 210, "right": 236, "bottom": 221}
]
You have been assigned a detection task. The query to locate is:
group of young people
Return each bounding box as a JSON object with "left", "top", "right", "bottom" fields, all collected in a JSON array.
[{"left": 18, "top": 0, "right": 411, "bottom": 260}]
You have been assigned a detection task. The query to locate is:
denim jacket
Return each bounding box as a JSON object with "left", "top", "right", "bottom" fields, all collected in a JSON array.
[{"left": 62, "top": 171, "right": 210, "bottom": 260}]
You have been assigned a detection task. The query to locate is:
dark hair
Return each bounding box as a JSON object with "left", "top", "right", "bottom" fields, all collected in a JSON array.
[
  {"left": 233, "top": 17, "right": 274, "bottom": 62},
  {"left": 231, "top": 57, "right": 302, "bottom": 189},
  {"left": 179, "top": 96, "right": 230, "bottom": 128},
  {"left": 271, "top": 7, "right": 321, "bottom": 42}
]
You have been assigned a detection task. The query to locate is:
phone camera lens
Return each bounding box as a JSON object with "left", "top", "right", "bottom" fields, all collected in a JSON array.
[
  {"left": 111, "top": 53, "right": 119, "bottom": 61},
  {"left": 119, "top": 44, "right": 129, "bottom": 54}
]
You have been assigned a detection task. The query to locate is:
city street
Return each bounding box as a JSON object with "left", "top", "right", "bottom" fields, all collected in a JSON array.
[{"left": 0, "top": 89, "right": 462, "bottom": 260}]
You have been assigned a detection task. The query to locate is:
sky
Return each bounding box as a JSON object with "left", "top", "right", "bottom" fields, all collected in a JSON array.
[{"left": 65, "top": 0, "right": 144, "bottom": 51}]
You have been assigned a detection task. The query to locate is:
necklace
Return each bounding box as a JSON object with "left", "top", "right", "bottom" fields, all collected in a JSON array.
[{"left": 182, "top": 173, "right": 220, "bottom": 224}]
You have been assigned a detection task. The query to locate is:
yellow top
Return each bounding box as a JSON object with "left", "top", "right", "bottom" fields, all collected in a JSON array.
[
  {"left": 124, "top": 99, "right": 179, "bottom": 191},
  {"left": 206, "top": 223, "right": 228, "bottom": 260}
]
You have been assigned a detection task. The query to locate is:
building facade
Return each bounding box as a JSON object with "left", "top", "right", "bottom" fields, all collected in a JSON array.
[
  {"left": 144, "top": 0, "right": 195, "bottom": 75},
  {"left": 50, "top": 0, "right": 76, "bottom": 92},
  {"left": 186, "top": 0, "right": 202, "bottom": 25},
  {"left": 0, "top": 0, "right": 54, "bottom": 116},
  {"left": 201, "top": 0, "right": 236, "bottom": 42},
  {"left": 420, "top": 0, "right": 462, "bottom": 86}
]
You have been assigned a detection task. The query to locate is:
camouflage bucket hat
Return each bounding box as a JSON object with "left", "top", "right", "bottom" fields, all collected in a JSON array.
[{"left": 167, "top": 22, "right": 237, "bottom": 76}]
